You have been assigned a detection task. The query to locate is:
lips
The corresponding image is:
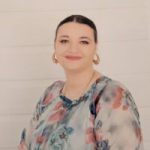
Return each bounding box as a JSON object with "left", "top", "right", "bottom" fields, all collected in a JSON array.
[{"left": 65, "top": 55, "right": 82, "bottom": 60}]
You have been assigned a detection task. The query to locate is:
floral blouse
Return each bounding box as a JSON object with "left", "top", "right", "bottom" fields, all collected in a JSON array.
[{"left": 19, "top": 75, "right": 144, "bottom": 150}]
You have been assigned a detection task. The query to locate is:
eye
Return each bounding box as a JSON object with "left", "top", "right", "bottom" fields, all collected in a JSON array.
[
  {"left": 80, "top": 41, "right": 89, "bottom": 45},
  {"left": 59, "top": 39, "right": 69, "bottom": 44}
]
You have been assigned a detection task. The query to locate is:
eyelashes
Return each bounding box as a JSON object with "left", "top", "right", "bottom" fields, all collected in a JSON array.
[
  {"left": 59, "top": 39, "right": 89, "bottom": 45},
  {"left": 80, "top": 41, "right": 89, "bottom": 45},
  {"left": 59, "top": 39, "right": 69, "bottom": 44}
]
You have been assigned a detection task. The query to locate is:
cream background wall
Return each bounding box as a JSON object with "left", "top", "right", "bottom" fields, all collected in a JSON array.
[{"left": 0, "top": 0, "right": 149, "bottom": 149}]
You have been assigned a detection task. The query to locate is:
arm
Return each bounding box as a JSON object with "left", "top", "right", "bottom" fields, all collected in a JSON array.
[
  {"left": 18, "top": 92, "right": 46, "bottom": 150},
  {"left": 94, "top": 81, "right": 144, "bottom": 150},
  {"left": 18, "top": 81, "right": 60, "bottom": 149}
]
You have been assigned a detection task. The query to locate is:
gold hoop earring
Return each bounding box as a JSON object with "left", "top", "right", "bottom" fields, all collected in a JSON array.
[
  {"left": 52, "top": 53, "right": 58, "bottom": 64},
  {"left": 93, "top": 53, "right": 100, "bottom": 65}
]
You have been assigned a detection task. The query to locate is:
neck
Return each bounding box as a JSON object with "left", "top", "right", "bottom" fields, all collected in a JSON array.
[
  {"left": 64, "top": 68, "right": 96, "bottom": 88},
  {"left": 61, "top": 68, "right": 102, "bottom": 100}
]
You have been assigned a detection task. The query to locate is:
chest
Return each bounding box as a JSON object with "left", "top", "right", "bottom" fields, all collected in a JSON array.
[{"left": 31, "top": 97, "right": 95, "bottom": 150}]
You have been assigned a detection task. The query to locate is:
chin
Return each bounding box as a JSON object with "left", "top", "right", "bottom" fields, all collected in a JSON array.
[
  {"left": 62, "top": 65, "right": 84, "bottom": 72},
  {"left": 60, "top": 61, "right": 91, "bottom": 71},
  {"left": 64, "top": 65, "right": 92, "bottom": 73}
]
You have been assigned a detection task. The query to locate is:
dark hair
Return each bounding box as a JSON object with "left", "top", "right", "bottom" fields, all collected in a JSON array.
[{"left": 54, "top": 14, "right": 98, "bottom": 43}]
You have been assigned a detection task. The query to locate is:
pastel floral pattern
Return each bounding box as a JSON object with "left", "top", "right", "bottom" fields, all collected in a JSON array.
[
  {"left": 19, "top": 76, "right": 144, "bottom": 150},
  {"left": 49, "top": 124, "right": 74, "bottom": 149}
]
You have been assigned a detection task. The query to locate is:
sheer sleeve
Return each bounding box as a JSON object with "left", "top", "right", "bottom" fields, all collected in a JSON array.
[
  {"left": 18, "top": 91, "right": 47, "bottom": 149},
  {"left": 94, "top": 80, "right": 144, "bottom": 150},
  {"left": 18, "top": 81, "right": 59, "bottom": 150}
]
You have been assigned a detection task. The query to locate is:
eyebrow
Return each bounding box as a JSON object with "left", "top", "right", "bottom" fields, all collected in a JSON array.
[
  {"left": 58, "top": 35, "right": 91, "bottom": 41},
  {"left": 80, "top": 36, "right": 91, "bottom": 41},
  {"left": 58, "top": 35, "right": 69, "bottom": 38}
]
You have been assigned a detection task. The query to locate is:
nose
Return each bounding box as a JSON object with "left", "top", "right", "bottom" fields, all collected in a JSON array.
[{"left": 68, "top": 41, "right": 78, "bottom": 53}]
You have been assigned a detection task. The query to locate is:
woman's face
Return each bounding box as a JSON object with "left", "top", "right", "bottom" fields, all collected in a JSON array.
[{"left": 54, "top": 22, "right": 97, "bottom": 72}]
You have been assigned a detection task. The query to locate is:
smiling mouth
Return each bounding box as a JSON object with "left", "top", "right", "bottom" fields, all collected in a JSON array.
[{"left": 65, "top": 56, "right": 82, "bottom": 60}]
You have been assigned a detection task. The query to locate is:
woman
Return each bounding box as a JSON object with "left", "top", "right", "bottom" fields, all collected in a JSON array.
[{"left": 19, "top": 15, "right": 144, "bottom": 150}]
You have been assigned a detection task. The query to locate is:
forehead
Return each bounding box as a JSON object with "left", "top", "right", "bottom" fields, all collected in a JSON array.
[{"left": 56, "top": 22, "right": 94, "bottom": 38}]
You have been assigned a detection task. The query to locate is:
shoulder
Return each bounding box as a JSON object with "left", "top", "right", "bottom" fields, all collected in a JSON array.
[
  {"left": 100, "top": 76, "right": 130, "bottom": 95},
  {"left": 45, "top": 80, "right": 65, "bottom": 94},
  {"left": 104, "top": 76, "right": 128, "bottom": 91},
  {"left": 40, "top": 79, "right": 65, "bottom": 104},
  {"left": 96, "top": 75, "right": 129, "bottom": 95},
  {"left": 99, "top": 76, "right": 135, "bottom": 109},
  {"left": 33, "top": 80, "right": 65, "bottom": 119},
  {"left": 99, "top": 76, "right": 140, "bottom": 118}
]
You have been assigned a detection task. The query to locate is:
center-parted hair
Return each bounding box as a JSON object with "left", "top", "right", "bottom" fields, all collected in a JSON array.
[{"left": 54, "top": 14, "right": 98, "bottom": 43}]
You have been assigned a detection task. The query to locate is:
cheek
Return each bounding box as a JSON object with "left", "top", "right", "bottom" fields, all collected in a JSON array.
[
  {"left": 55, "top": 45, "right": 69, "bottom": 56},
  {"left": 54, "top": 48, "right": 66, "bottom": 63},
  {"left": 82, "top": 46, "right": 96, "bottom": 57},
  {"left": 55, "top": 45, "right": 64, "bottom": 55}
]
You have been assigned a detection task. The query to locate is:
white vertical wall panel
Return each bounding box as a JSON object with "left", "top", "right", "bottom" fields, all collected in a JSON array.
[
  {"left": 146, "top": 0, "right": 150, "bottom": 50},
  {"left": 144, "top": 143, "right": 150, "bottom": 150},
  {"left": 0, "top": 0, "right": 145, "bottom": 12},
  {"left": 0, "top": 45, "right": 69, "bottom": 79},
  {"left": 99, "top": 40, "right": 150, "bottom": 75},
  {"left": 149, "top": 1, "right": 150, "bottom": 50},
  {"left": 0, "top": 46, "right": 64, "bottom": 80},
  {"left": 97, "top": 8, "right": 147, "bottom": 42}
]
